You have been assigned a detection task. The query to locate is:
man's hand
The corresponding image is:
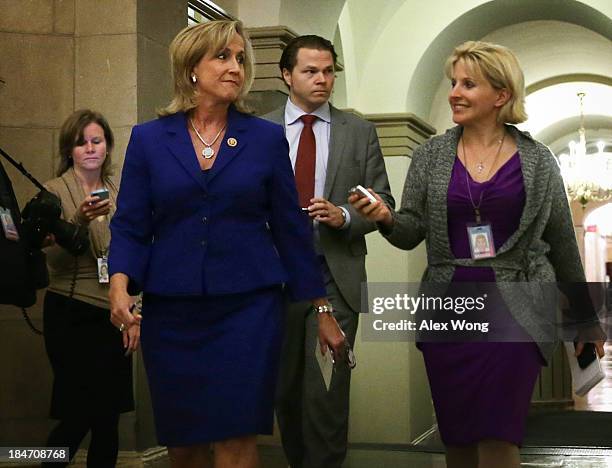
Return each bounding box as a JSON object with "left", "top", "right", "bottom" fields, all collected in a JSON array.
[{"left": 307, "top": 197, "right": 345, "bottom": 229}]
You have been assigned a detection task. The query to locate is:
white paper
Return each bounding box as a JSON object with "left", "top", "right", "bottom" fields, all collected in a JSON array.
[
  {"left": 314, "top": 342, "right": 334, "bottom": 391},
  {"left": 563, "top": 341, "right": 605, "bottom": 396}
]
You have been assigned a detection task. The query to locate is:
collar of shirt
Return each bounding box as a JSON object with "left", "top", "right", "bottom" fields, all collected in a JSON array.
[{"left": 285, "top": 98, "right": 331, "bottom": 126}]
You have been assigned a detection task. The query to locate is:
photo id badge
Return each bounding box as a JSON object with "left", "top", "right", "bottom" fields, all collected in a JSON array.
[
  {"left": 0, "top": 207, "right": 20, "bottom": 241},
  {"left": 97, "top": 257, "right": 109, "bottom": 283},
  {"left": 467, "top": 224, "right": 496, "bottom": 260}
]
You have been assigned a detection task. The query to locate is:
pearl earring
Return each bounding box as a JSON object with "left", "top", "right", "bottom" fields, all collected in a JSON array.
[{"left": 191, "top": 74, "right": 197, "bottom": 83}]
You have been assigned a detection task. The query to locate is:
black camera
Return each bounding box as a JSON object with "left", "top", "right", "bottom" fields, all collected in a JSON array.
[{"left": 21, "top": 190, "right": 89, "bottom": 256}]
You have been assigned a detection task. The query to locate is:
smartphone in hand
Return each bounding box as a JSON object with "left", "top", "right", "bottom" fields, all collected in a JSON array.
[
  {"left": 348, "top": 185, "right": 377, "bottom": 204},
  {"left": 91, "top": 188, "right": 109, "bottom": 203},
  {"left": 574, "top": 341, "right": 597, "bottom": 369}
]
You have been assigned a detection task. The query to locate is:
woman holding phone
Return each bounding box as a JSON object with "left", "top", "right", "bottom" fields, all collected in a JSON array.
[
  {"left": 42, "top": 109, "right": 134, "bottom": 467},
  {"left": 349, "top": 41, "right": 604, "bottom": 468}
]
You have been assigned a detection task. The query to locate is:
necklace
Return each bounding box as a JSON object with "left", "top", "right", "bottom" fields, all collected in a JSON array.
[
  {"left": 471, "top": 134, "right": 505, "bottom": 174},
  {"left": 461, "top": 130, "right": 506, "bottom": 223},
  {"left": 190, "top": 119, "right": 226, "bottom": 159}
]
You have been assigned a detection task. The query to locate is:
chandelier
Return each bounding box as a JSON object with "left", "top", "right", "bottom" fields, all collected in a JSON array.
[{"left": 558, "top": 92, "right": 612, "bottom": 207}]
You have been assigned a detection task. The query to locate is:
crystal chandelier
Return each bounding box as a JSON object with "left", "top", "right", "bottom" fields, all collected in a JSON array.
[{"left": 558, "top": 92, "right": 612, "bottom": 207}]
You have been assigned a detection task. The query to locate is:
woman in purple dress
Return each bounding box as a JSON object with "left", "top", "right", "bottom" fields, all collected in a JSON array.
[{"left": 350, "top": 41, "right": 604, "bottom": 468}]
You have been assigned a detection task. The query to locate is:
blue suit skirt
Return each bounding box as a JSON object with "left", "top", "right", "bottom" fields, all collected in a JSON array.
[{"left": 140, "top": 286, "right": 283, "bottom": 446}]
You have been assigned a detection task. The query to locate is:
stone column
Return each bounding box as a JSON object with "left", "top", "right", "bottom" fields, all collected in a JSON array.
[
  {"left": 0, "top": 0, "right": 187, "bottom": 456},
  {"left": 0, "top": 0, "right": 78, "bottom": 448},
  {"left": 365, "top": 113, "right": 436, "bottom": 158},
  {"left": 246, "top": 25, "right": 344, "bottom": 116},
  {"left": 246, "top": 25, "right": 296, "bottom": 115}
]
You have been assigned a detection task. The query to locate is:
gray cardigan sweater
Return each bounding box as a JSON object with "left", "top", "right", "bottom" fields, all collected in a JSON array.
[{"left": 384, "top": 124, "right": 587, "bottom": 362}]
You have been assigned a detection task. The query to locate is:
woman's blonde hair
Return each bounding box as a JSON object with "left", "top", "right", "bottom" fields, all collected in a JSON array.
[
  {"left": 444, "top": 41, "right": 527, "bottom": 124},
  {"left": 158, "top": 20, "right": 254, "bottom": 116}
]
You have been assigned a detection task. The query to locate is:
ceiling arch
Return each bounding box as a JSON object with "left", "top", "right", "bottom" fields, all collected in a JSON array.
[
  {"left": 406, "top": 0, "right": 612, "bottom": 119},
  {"left": 527, "top": 73, "right": 612, "bottom": 94},
  {"left": 539, "top": 115, "right": 612, "bottom": 154},
  {"left": 584, "top": 203, "right": 612, "bottom": 235}
]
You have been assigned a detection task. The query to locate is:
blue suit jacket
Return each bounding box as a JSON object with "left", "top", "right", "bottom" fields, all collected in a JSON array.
[{"left": 109, "top": 107, "right": 326, "bottom": 300}]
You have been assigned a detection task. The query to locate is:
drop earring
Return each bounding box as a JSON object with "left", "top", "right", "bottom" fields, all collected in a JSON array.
[{"left": 191, "top": 74, "right": 197, "bottom": 83}]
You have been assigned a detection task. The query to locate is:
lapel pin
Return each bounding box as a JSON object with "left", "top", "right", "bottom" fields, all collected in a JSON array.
[{"left": 227, "top": 137, "right": 238, "bottom": 147}]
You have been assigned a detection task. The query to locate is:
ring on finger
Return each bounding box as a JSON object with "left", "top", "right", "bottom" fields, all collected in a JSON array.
[{"left": 119, "top": 323, "right": 125, "bottom": 332}]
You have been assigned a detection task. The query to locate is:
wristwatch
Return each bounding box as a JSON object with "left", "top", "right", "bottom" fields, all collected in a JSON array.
[
  {"left": 340, "top": 208, "right": 347, "bottom": 223},
  {"left": 313, "top": 303, "right": 334, "bottom": 315}
]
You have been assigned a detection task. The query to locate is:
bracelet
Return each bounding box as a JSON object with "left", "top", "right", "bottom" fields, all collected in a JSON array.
[{"left": 313, "top": 303, "right": 334, "bottom": 315}]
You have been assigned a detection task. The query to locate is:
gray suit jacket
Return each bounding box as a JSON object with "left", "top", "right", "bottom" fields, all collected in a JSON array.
[
  {"left": 263, "top": 103, "right": 394, "bottom": 312},
  {"left": 385, "top": 124, "right": 594, "bottom": 362}
]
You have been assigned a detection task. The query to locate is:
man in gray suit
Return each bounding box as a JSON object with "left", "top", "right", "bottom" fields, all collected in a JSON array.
[{"left": 263, "top": 35, "right": 394, "bottom": 468}]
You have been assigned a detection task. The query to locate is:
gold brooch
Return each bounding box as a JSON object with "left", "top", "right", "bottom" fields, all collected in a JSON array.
[{"left": 227, "top": 137, "right": 238, "bottom": 147}]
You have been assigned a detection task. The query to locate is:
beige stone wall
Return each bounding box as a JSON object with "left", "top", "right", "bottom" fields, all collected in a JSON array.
[
  {"left": 0, "top": 0, "right": 186, "bottom": 450},
  {"left": 1, "top": 0, "right": 77, "bottom": 447}
]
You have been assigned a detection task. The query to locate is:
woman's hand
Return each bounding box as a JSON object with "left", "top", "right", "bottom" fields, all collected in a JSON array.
[
  {"left": 575, "top": 340, "right": 605, "bottom": 359},
  {"left": 348, "top": 188, "right": 393, "bottom": 227},
  {"left": 123, "top": 314, "right": 141, "bottom": 355},
  {"left": 110, "top": 273, "right": 142, "bottom": 353},
  {"left": 313, "top": 299, "right": 345, "bottom": 360},
  {"left": 77, "top": 195, "right": 111, "bottom": 225}
]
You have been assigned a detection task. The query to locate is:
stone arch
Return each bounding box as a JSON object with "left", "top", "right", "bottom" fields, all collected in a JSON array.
[{"left": 406, "top": 0, "right": 612, "bottom": 120}]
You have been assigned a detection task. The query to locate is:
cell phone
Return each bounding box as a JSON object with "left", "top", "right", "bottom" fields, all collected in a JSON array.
[
  {"left": 574, "top": 341, "right": 597, "bottom": 369},
  {"left": 348, "top": 185, "right": 377, "bottom": 204},
  {"left": 91, "top": 188, "right": 109, "bottom": 202}
]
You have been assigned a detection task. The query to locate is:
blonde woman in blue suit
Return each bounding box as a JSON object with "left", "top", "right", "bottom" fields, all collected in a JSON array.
[{"left": 108, "top": 20, "right": 344, "bottom": 468}]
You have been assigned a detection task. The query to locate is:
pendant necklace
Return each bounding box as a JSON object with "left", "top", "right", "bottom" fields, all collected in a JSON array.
[
  {"left": 461, "top": 131, "right": 506, "bottom": 223},
  {"left": 190, "top": 119, "right": 226, "bottom": 159},
  {"left": 473, "top": 134, "right": 505, "bottom": 174}
]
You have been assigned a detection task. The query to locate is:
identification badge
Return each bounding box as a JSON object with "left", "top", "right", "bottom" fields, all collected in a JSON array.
[
  {"left": 467, "top": 224, "right": 495, "bottom": 260},
  {"left": 97, "top": 257, "right": 109, "bottom": 283},
  {"left": 0, "top": 207, "right": 20, "bottom": 241}
]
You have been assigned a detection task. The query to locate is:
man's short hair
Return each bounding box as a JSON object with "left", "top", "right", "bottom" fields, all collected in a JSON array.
[{"left": 279, "top": 35, "right": 338, "bottom": 73}]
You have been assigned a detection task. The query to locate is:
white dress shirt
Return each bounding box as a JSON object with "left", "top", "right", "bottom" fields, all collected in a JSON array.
[{"left": 283, "top": 98, "right": 350, "bottom": 228}]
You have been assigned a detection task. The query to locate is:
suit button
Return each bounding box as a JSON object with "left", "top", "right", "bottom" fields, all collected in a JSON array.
[
  {"left": 201, "top": 240, "right": 207, "bottom": 246},
  {"left": 202, "top": 216, "right": 208, "bottom": 223}
]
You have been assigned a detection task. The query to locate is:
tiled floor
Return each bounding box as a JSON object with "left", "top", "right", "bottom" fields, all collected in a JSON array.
[
  {"left": 7, "top": 347, "right": 612, "bottom": 467},
  {"left": 58, "top": 446, "right": 612, "bottom": 468}
]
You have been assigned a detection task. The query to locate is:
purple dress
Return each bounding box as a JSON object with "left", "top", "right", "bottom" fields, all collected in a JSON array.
[{"left": 420, "top": 153, "right": 544, "bottom": 446}]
